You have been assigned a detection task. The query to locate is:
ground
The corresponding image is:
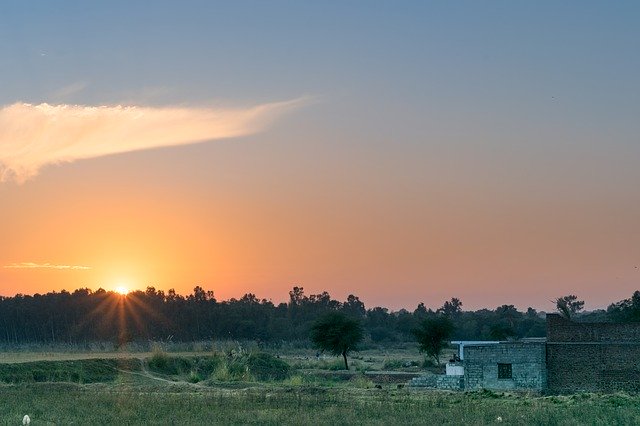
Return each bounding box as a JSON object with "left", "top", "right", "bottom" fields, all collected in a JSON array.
[{"left": 0, "top": 346, "right": 638, "bottom": 425}]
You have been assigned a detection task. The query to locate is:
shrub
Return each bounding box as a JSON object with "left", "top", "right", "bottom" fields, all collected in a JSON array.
[
  {"left": 383, "top": 359, "right": 404, "bottom": 370},
  {"left": 284, "top": 375, "right": 305, "bottom": 386},
  {"left": 147, "top": 350, "right": 179, "bottom": 375},
  {"left": 212, "top": 361, "right": 253, "bottom": 382},
  {"left": 246, "top": 353, "right": 291, "bottom": 381},
  {"left": 350, "top": 374, "right": 374, "bottom": 389},
  {"left": 187, "top": 371, "right": 202, "bottom": 383},
  {"left": 317, "top": 358, "right": 347, "bottom": 371}
]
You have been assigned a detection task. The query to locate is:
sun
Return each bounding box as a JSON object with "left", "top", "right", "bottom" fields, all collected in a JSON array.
[{"left": 114, "top": 285, "right": 129, "bottom": 295}]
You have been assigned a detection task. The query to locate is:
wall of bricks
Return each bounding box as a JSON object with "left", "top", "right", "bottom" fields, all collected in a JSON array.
[
  {"left": 463, "top": 342, "right": 546, "bottom": 391},
  {"left": 407, "top": 373, "right": 437, "bottom": 388},
  {"left": 436, "top": 375, "right": 464, "bottom": 390},
  {"left": 547, "top": 313, "right": 640, "bottom": 343},
  {"left": 546, "top": 313, "right": 640, "bottom": 393}
]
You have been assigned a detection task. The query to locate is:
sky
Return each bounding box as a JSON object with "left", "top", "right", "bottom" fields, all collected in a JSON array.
[{"left": 1, "top": 1, "right": 639, "bottom": 311}]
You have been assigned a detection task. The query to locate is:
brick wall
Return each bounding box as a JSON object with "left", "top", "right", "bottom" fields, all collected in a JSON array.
[
  {"left": 547, "top": 313, "right": 640, "bottom": 343},
  {"left": 546, "top": 313, "right": 640, "bottom": 393},
  {"left": 463, "top": 342, "right": 546, "bottom": 391},
  {"left": 436, "top": 375, "right": 464, "bottom": 390}
]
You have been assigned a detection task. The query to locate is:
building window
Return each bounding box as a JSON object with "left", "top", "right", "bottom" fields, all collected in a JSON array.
[{"left": 497, "top": 363, "right": 512, "bottom": 379}]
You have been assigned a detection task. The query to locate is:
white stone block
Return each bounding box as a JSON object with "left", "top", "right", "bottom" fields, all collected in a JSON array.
[{"left": 446, "top": 363, "right": 464, "bottom": 376}]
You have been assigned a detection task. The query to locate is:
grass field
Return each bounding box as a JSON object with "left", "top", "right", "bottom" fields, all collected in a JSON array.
[
  {"left": 2, "top": 381, "right": 640, "bottom": 425},
  {"left": 0, "top": 351, "right": 638, "bottom": 425}
]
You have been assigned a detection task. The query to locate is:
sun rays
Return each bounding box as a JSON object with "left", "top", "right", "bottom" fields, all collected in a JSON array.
[{"left": 75, "top": 287, "right": 171, "bottom": 346}]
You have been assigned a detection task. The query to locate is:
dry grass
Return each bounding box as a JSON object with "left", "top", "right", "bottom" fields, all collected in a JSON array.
[{"left": 0, "top": 382, "right": 639, "bottom": 425}]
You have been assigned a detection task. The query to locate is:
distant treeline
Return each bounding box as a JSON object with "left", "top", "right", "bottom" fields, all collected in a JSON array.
[{"left": 0, "top": 286, "right": 638, "bottom": 345}]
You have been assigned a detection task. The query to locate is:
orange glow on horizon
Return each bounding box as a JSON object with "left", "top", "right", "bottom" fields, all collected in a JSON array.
[{"left": 114, "top": 285, "right": 130, "bottom": 296}]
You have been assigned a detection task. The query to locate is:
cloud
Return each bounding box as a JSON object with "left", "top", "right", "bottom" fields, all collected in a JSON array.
[
  {"left": 0, "top": 98, "right": 305, "bottom": 182},
  {"left": 50, "top": 81, "right": 88, "bottom": 99},
  {"left": 4, "top": 262, "right": 91, "bottom": 270}
]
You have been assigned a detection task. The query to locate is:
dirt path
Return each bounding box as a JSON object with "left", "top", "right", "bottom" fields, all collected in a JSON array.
[{"left": 115, "top": 359, "right": 208, "bottom": 388}]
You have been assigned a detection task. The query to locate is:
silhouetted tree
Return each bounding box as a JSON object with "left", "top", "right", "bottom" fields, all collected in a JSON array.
[
  {"left": 607, "top": 291, "right": 640, "bottom": 322},
  {"left": 342, "top": 294, "right": 366, "bottom": 319},
  {"left": 489, "top": 322, "right": 516, "bottom": 340},
  {"left": 438, "top": 298, "right": 463, "bottom": 318},
  {"left": 412, "top": 316, "right": 454, "bottom": 365},
  {"left": 554, "top": 295, "right": 584, "bottom": 319},
  {"left": 310, "top": 312, "right": 364, "bottom": 370},
  {"left": 0, "top": 285, "right": 554, "bottom": 345}
]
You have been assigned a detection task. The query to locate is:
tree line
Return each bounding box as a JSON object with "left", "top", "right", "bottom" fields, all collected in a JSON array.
[{"left": 0, "top": 285, "right": 637, "bottom": 346}]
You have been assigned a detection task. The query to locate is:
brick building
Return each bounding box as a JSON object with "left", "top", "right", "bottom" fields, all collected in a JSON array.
[
  {"left": 546, "top": 313, "right": 640, "bottom": 393},
  {"left": 463, "top": 341, "right": 547, "bottom": 391},
  {"left": 419, "top": 314, "right": 640, "bottom": 393}
]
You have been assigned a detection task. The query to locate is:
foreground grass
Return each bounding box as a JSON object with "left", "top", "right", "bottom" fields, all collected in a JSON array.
[{"left": 0, "top": 382, "right": 639, "bottom": 425}]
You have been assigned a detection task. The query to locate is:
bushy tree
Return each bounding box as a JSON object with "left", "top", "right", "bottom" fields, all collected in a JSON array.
[
  {"left": 412, "top": 316, "right": 454, "bottom": 365},
  {"left": 555, "top": 295, "right": 584, "bottom": 319},
  {"left": 310, "top": 312, "right": 364, "bottom": 370},
  {"left": 438, "top": 298, "right": 463, "bottom": 317},
  {"left": 607, "top": 291, "right": 640, "bottom": 322}
]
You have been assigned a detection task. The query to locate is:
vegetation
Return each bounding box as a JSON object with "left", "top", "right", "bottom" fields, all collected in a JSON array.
[
  {"left": 1, "top": 382, "right": 640, "bottom": 425},
  {"left": 310, "top": 312, "right": 364, "bottom": 369},
  {"left": 1, "top": 287, "right": 640, "bottom": 349},
  {"left": 412, "top": 316, "right": 454, "bottom": 364},
  {"left": 608, "top": 290, "right": 640, "bottom": 322},
  {"left": 555, "top": 294, "right": 585, "bottom": 319},
  {"left": 0, "top": 358, "right": 141, "bottom": 384},
  {"left": 146, "top": 349, "right": 290, "bottom": 382},
  {"left": 245, "top": 353, "right": 291, "bottom": 381},
  {"left": 0, "top": 347, "right": 639, "bottom": 424},
  {"left": 0, "top": 286, "right": 547, "bottom": 346}
]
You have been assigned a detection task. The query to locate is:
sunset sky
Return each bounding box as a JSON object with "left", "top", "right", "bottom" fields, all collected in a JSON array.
[{"left": 1, "top": 1, "right": 639, "bottom": 311}]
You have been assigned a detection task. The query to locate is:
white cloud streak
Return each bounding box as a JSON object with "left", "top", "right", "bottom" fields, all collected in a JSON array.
[
  {"left": 0, "top": 98, "right": 304, "bottom": 182},
  {"left": 50, "top": 81, "right": 88, "bottom": 99},
  {"left": 4, "top": 262, "right": 91, "bottom": 270}
]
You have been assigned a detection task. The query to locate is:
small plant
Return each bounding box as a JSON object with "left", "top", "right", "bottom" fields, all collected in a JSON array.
[
  {"left": 322, "top": 359, "right": 347, "bottom": 371},
  {"left": 212, "top": 363, "right": 232, "bottom": 381},
  {"left": 350, "top": 374, "right": 374, "bottom": 389},
  {"left": 283, "top": 375, "right": 305, "bottom": 386},
  {"left": 211, "top": 358, "right": 254, "bottom": 382},
  {"left": 354, "top": 362, "right": 371, "bottom": 373},
  {"left": 147, "top": 347, "right": 175, "bottom": 374},
  {"left": 383, "top": 359, "right": 404, "bottom": 370},
  {"left": 187, "top": 371, "right": 202, "bottom": 383}
]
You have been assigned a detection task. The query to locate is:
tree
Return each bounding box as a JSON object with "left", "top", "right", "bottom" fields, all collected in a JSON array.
[
  {"left": 554, "top": 295, "right": 584, "bottom": 319},
  {"left": 438, "top": 298, "right": 463, "bottom": 317},
  {"left": 412, "top": 316, "right": 454, "bottom": 365},
  {"left": 310, "top": 312, "right": 364, "bottom": 370},
  {"left": 342, "top": 294, "right": 366, "bottom": 318},
  {"left": 607, "top": 291, "right": 640, "bottom": 322},
  {"left": 495, "top": 304, "right": 521, "bottom": 328},
  {"left": 489, "top": 322, "right": 516, "bottom": 340}
]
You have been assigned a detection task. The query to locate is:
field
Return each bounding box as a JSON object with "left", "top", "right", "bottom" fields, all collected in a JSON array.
[{"left": 0, "top": 348, "right": 639, "bottom": 425}]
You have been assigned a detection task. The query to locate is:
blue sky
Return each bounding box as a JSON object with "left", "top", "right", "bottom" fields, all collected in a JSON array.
[{"left": 1, "top": 1, "right": 639, "bottom": 309}]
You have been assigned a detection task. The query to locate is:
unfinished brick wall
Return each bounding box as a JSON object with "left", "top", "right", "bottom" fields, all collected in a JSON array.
[
  {"left": 463, "top": 342, "right": 546, "bottom": 391},
  {"left": 546, "top": 313, "right": 640, "bottom": 393}
]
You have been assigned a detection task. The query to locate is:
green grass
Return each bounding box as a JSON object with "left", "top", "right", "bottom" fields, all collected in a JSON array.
[
  {"left": 146, "top": 351, "right": 291, "bottom": 382},
  {"left": 2, "top": 352, "right": 640, "bottom": 424},
  {"left": 0, "top": 358, "right": 141, "bottom": 384},
  {"left": 1, "top": 383, "right": 640, "bottom": 425}
]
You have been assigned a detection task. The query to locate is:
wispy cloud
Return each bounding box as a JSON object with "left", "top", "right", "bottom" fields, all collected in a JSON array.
[
  {"left": 0, "top": 98, "right": 305, "bottom": 182},
  {"left": 4, "top": 262, "right": 91, "bottom": 270},
  {"left": 50, "top": 81, "right": 88, "bottom": 99}
]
